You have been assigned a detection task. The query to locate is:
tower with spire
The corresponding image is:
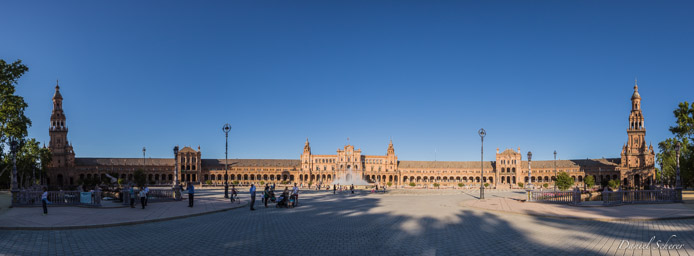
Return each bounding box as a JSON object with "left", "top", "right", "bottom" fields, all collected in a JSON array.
[
  {"left": 619, "top": 80, "right": 655, "bottom": 187},
  {"left": 301, "top": 138, "right": 312, "bottom": 173},
  {"left": 385, "top": 140, "right": 397, "bottom": 173},
  {"left": 48, "top": 81, "right": 75, "bottom": 169}
]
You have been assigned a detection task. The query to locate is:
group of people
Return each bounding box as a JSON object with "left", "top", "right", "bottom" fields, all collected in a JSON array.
[
  {"left": 127, "top": 184, "right": 151, "bottom": 209},
  {"left": 249, "top": 183, "right": 299, "bottom": 210},
  {"left": 332, "top": 184, "right": 356, "bottom": 194}
]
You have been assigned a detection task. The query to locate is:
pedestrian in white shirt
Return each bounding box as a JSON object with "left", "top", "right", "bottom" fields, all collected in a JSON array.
[{"left": 41, "top": 187, "right": 49, "bottom": 215}]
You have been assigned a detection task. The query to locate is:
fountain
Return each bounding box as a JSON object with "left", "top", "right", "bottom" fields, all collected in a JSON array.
[{"left": 332, "top": 166, "right": 369, "bottom": 185}]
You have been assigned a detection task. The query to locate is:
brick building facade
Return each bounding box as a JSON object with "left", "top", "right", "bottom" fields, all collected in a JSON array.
[{"left": 46, "top": 81, "right": 655, "bottom": 189}]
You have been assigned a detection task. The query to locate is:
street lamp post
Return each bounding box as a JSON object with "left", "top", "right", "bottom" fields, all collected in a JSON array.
[
  {"left": 660, "top": 159, "right": 665, "bottom": 188},
  {"left": 223, "top": 123, "right": 231, "bottom": 199},
  {"left": 173, "top": 146, "right": 181, "bottom": 200},
  {"left": 674, "top": 141, "right": 682, "bottom": 202},
  {"left": 10, "top": 139, "right": 19, "bottom": 206},
  {"left": 675, "top": 142, "right": 682, "bottom": 189},
  {"left": 528, "top": 151, "right": 533, "bottom": 189},
  {"left": 553, "top": 150, "right": 557, "bottom": 191},
  {"left": 478, "top": 128, "right": 486, "bottom": 200},
  {"left": 142, "top": 146, "right": 146, "bottom": 170}
]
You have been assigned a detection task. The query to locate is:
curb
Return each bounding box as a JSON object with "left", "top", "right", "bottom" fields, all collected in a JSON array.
[
  {"left": 0, "top": 202, "right": 249, "bottom": 231},
  {"left": 461, "top": 201, "right": 694, "bottom": 222}
]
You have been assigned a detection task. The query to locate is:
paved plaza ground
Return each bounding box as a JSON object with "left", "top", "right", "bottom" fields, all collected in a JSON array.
[{"left": 1, "top": 189, "right": 693, "bottom": 255}]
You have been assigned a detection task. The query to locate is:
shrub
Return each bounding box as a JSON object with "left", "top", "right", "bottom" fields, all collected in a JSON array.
[
  {"left": 518, "top": 182, "right": 524, "bottom": 188},
  {"left": 608, "top": 179, "right": 621, "bottom": 190},
  {"left": 409, "top": 182, "right": 416, "bottom": 187},
  {"left": 387, "top": 182, "right": 392, "bottom": 187},
  {"left": 259, "top": 181, "right": 265, "bottom": 185},
  {"left": 233, "top": 180, "right": 239, "bottom": 185},
  {"left": 543, "top": 183, "right": 549, "bottom": 189},
  {"left": 556, "top": 172, "right": 574, "bottom": 190},
  {"left": 433, "top": 183, "right": 440, "bottom": 188},
  {"left": 584, "top": 175, "right": 595, "bottom": 188},
  {"left": 205, "top": 180, "right": 212, "bottom": 185},
  {"left": 484, "top": 183, "right": 489, "bottom": 188},
  {"left": 458, "top": 183, "right": 464, "bottom": 188},
  {"left": 117, "top": 178, "right": 125, "bottom": 186}
]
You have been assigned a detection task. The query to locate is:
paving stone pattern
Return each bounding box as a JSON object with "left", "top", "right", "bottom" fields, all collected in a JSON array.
[{"left": 0, "top": 191, "right": 692, "bottom": 256}]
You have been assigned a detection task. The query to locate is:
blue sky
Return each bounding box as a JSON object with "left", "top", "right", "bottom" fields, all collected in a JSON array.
[{"left": 1, "top": 1, "right": 693, "bottom": 161}]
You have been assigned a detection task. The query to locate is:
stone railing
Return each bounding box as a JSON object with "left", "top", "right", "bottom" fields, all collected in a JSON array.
[
  {"left": 602, "top": 189, "right": 679, "bottom": 205},
  {"left": 527, "top": 190, "right": 578, "bottom": 204},
  {"left": 14, "top": 190, "right": 102, "bottom": 207},
  {"left": 121, "top": 188, "right": 179, "bottom": 206},
  {"left": 528, "top": 189, "right": 682, "bottom": 205}
]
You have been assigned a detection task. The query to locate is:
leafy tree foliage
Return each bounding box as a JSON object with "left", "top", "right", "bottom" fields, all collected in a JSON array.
[
  {"left": 556, "top": 172, "right": 574, "bottom": 190},
  {"left": 658, "top": 102, "right": 694, "bottom": 187},
  {"left": 584, "top": 175, "right": 595, "bottom": 188}
]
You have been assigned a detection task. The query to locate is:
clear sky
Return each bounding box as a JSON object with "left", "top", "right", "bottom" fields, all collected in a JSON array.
[{"left": 1, "top": 1, "right": 693, "bottom": 161}]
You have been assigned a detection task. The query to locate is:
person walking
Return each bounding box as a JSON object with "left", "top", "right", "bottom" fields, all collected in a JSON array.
[
  {"left": 333, "top": 184, "right": 336, "bottom": 195},
  {"left": 129, "top": 185, "right": 136, "bottom": 208},
  {"left": 230, "top": 184, "right": 237, "bottom": 203},
  {"left": 351, "top": 184, "right": 354, "bottom": 194},
  {"left": 139, "top": 187, "right": 147, "bottom": 209},
  {"left": 292, "top": 183, "right": 299, "bottom": 206},
  {"left": 250, "top": 184, "right": 256, "bottom": 211},
  {"left": 144, "top": 185, "right": 150, "bottom": 207},
  {"left": 187, "top": 183, "right": 195, "bottom": 207},
  {"left": 41, "top": 187, "right": 49, "bottom": 215},
  {"left": 264, "top": 185, "right": 270, "bottom": 208}
]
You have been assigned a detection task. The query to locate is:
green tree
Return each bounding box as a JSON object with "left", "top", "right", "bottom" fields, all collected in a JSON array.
[
  {"left": 517, "top": 182, "right": 524, "bottom": 188},
  {"left": 542, "top": 183, "right": 549, "bottom": 189},
  {"left": 133, "top": 170, "right": 146, "bottom": 187},
  {"left": 0, "top": 59, "right": 32, "bottom": 187},
  {"left": 386, "top": 181, "right": 392, "bottom": 187},
  {"left": 658, "top": 102, "right": 694, "bottom": 187},
  {"left": 484, "top": 183, "right": 489, "bottom": 188},
  {"left": 584, "top": 175, "right": 595, "bottom": 188},
  {"left": 0, "top": 59, "right": 31, "bottom": 146},
  {"left": 556, "top": 172, "right": 574, "bottom": 190},
  {"left": 608, "top": 179, "right": 621, "bottom": 190}
]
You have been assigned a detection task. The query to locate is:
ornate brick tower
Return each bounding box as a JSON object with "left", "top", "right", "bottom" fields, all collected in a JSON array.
[
  {"left": 300, "top": 138, "right": 312, "bottom": 174},
  {"left": 619, "top": 80, "right": 655, "bottom": 187},
  {"left": 385, "top": 140, "right": 397, "bottom": 172},
  {"left": 48, "top": 81, "right": 75, "bottom": 169}
]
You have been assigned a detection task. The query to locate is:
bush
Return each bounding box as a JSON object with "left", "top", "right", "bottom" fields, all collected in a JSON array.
[
  {"left": 584, "top": 175, "right": 595, "bottom": 188},
  {"left": 433, "top": 183, "right": 440, "bottom": 188},
  {"left": 233, "top": 180, "right": 239, "bottom": 185},
  {"left": 409, "top": 182, "right": 416, "bottom": 187},
  {"left": 543, "top": 183, "right": 549, "bottom": 189},
  {"left": 484, "top": 183, "right": 489, "bottom": 188},
  {"left": 386, "top": 182, "right": 392, "bottom": 187},
  {"left": 458, "top": 183, "right": 464, "bottom": 187},
  {"left": 556, "top": 172, "right": 574, "bottom": 190},
  {"left": 260, "top": 181, "right": 265, "bottom": 185},
  {"left": 608, "top": 179, "right": 621, "bottom": 190},
  {"left": 518, "top": 182, "right": 524, "bottom": 188},
  {"left": 205, "top": 180, "right": 212, "bottom": 185},
  {"left": 117, "top": 178, "right": 124, "bottom": 186}
]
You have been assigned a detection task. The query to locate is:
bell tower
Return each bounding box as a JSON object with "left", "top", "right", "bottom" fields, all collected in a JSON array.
[
  {"left": 49, "top": 81, "right": 75, "bottom": 168},
  {"left": 621, "top": 80, "right": 654, "bottom": 169},
  {"left": 300, "top": 138, "right": 312, "bottom": 172}
]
